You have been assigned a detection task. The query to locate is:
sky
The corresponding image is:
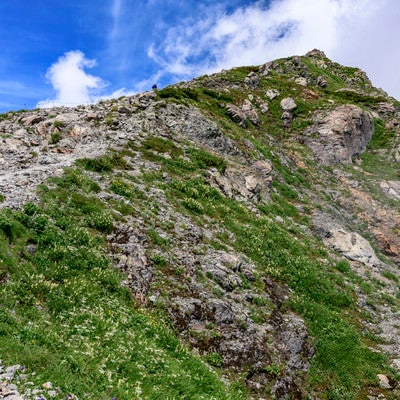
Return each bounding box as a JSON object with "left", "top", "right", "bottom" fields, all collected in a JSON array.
[{"left": 0, "top": 0, "right": 399, "bottom": 112}]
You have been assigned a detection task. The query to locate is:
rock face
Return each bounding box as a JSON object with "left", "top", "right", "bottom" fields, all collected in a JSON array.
[
  {"left": 108, "top": 224, "right": 150, "bottom": 304},
  {"left": 166, "top": 248, "right": 313, "bottom": 398},
  {"left": 380, "top": 180, "right": 400, "bottom": 201},
  {"left": 206, "top": 159, "right": 273, "bottom": 203},
  {"left": 244, "top": 71, "right": 260, "bottom": 89},
  {"left": 303, "top": 104, "right": 374, "bottom": 165},
  {"left": 225, "top": 100, "right": 259, "bottom": 128},
  {"left": 312, "top": 212, "right": 382, "bottom": 268}
]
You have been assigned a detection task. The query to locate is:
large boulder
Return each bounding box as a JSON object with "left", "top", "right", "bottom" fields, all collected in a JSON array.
[
  {"left": 303, "top": 104, "right": 374, "bottom": 165},
  {"left": 312, "top": 212, "right": 381, "bottom": 267}
]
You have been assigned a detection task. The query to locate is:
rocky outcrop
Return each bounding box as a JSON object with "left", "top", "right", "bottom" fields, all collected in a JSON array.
[
  {"left": 206, "top": 159, "right": 273, "bottom": 203},
  {"left": 225, "top": 100, "right": 259, "bottom": 128},
  {"left": 380, "top": 180, "right": 400, "bottom": 201},
  {"left": 312, "top": 212, "right": 382, "bottom": 268},
  {"left": 0, "top": 97, "right": 243, "bottom": 208},
  {"left": 303, "top": 104, "right": 374, "bottom": 165},
  {"left": 165, "top": 247, "right": 313, "bottom": 398},
  {"left": 244, "top": 71, "right": 260, "bottom": 89},
  {"left": 108, "top": 224, "right": 150, "bottom": 304}
]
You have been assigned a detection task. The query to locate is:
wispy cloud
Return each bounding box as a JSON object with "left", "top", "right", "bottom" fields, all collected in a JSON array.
[
  {"left": 148, "top": 0, "right": 397, "bottom": 94},
  {"left": 37, "top": 50, "right": 106, "bottom": 108},
  {"left": 110, "top": 0, "right": 123, "bottom": 41},
  {"left": 0, "top": 80, "right": 27, "bottom": 96}
]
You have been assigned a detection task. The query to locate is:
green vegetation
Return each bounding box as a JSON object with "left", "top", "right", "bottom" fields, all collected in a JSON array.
[
  {"left": 162, "top": 168, "right": 391, "bottom": 397},
  {"left": 157, "top": 87, "right": 199, "bottom": 102},
  {"left": 368, "top": 118, "right": 396, "bottom": 149},
  {"left": 1, "top": 52, "right": 399, "bottom": 399},
  {"left": 77, "top": 152, "right": 127, "bottom": 172},
  {"left": 0, "top": 169, "right": 243, "bottom": 400},
  {"left": 53, "top": 120, "right": 66, "bottom": 128},
  {"left": 334, "top": 90, "right": 386, "bottom": 106},
  {"left": 50, "top": 132, "right": 62, "bottom": 144},
  {"left": 205, "top": 352, "right": 224, "bottom": 368}
]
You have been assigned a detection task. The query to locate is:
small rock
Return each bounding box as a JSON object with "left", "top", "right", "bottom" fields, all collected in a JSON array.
[
  {"left": 42, "top": 381, "right": 53, "bottom": 389},
  {"left": 253, "top": 160, "right": 273, "bottom": 176},
  {"left": 241, "top": 99, "right": 253, "bottom": 112},
  {"left": 265, "top": 88, "right": 280, "bottom": 100},
  {"left": 377, "top": 374, "right": 391, "bottom": 389},
  {"left": 7, "top": 383, "right": 18, "bottom": 391},
  {"left": 244, "top": 72, "right": 260, "bottom": 89},
  {"left": 22, "top": 115, "right": 44, "bottom": 126},
  {"left": 281, "top": 111, "right": 293, "bottom": 125},
  {"left": 280, "top": 97, "right": 297, "bottom": 112},
  {"left": 225, "top": 103, "right": 248, "bottom": 128},
  {"left": 3, "top": 395, "right": 23, "bottom": 400},
  {"left": 245, "top": 175, "right": 260, "bottom": 192},
  {"left": 118, "top": 106, "right": 131, "bottom": 114},
  {"left": 258, "top": 101, "right": 269, "bottom": 114},
  {"left": 259, "top": 61, "right": 273, "bottom": 75},
  {"left": 86, "top": 111, "right": 98, "bottom": 121},
  {"left": 317, "top": 75, "right": 328, "bottom": 88},
  {"left": 6, "top": 365, "right": 20, "bottom": 375},
  {"left": 295, "top": 77, "right": 308, "bottom": 86}
]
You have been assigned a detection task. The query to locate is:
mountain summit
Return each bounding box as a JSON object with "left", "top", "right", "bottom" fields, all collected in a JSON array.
[{"left": 1, "top": 50, "right": 400, "bottom": 399}]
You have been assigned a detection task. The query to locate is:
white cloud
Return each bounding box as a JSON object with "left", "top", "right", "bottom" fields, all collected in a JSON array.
[
  {"left": 110, "top": 0, "right": 123, "bottom": 42},
  {"left": 331, "top": 0, "right": 400, "bottom": 97},
  {"left": 149, "top": 0, "right": 400, "bottom": 98},
  {"left": 37, "top": 50, "right": 106, "bottom": 108}
]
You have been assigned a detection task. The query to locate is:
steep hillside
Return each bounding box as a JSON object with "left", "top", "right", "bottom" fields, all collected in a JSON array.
[{"left": 1, "top": 49, "right": 400, "bottom": 399}]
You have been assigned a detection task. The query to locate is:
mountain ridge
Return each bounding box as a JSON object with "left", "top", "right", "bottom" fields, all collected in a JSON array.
[{"left": 0, "top": 49, "right": 400, "bottom": 399}]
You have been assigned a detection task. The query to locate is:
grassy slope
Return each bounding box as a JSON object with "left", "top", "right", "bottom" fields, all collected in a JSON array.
[
  {"left": 0, "top": 54, "right": 399, "bottom": 399},
  {"left": 0, "top": 171, "right": 244, "bottom": 400}
]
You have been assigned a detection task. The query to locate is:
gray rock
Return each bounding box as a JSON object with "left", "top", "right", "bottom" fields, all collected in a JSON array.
[
  {"left": 281, "top": 111, "right": 293, "bottom": 127},
  {"left": 303, "top": 104, "right": 374, "bottom": 165},
  {"left": 201, "top": 251, "right": 244, "bottom": 291},
  {"left": 244, "top": 71, "right": 260, "bottom": 89},
  {"left": 108, "top": 224, "right": 150, "bottom": 303},
  {"left": 6, "top": 365, "right": 20, "bottom": 375},
  {"left": 3, "top": 395, "right": 23, "bottom": 400},
  {"left": 21, "top": 115, "right": 44, "bottom": 126},
  {"left": 207, "top": 162, "right": 271, "bottom": 203},
  {"left": 265, "top": 88, "right": 280, "bottom": 100},
  {"left": 380, "top": 180, "right": 400, "bottom": 201},
  {"left": 225, "top": 100, "right": 259, "bottom": 128},
  {"left": 259, "top": 61, "right": 273, "bottom": 76},
  {"left": 226, "top": 103, "right": 248, "bottom": 127},
  {"left": 280, "top": 97, "right": 297, "bottom": 111},
  {"left": 317, "top": 75, "right": 328, "bottom": 88},
  {"left": 295, "top": 77, "right": 308, "bottom": 86},
  {"left": 85, "top": 111, "right": 98, "bottom": 121},
  {"left": 132, "top": 91, "right": 157, "bottom": 108},
  {"left": 377, "top": 374, "right": 392, "bottom": 389},
  {"left": 312, "top": 212, "right": 382, "bottom": 267},
  {"left": 305, "top": 48, "right": 327, "bottom": 58}
]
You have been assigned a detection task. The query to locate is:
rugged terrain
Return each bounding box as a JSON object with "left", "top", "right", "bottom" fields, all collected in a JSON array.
[{"left": 1, "top": 49, "right": 400, "bottom": 399}]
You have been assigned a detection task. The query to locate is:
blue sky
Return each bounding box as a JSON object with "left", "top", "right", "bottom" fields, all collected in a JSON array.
[{"left": 0, "top": 0, "right": 399, "bottom": 112}]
